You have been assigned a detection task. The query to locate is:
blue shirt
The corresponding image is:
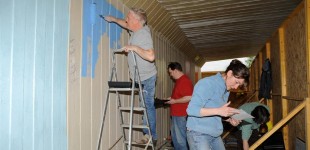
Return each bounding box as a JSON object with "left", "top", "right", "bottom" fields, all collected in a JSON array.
[{"left": 186, "top": 73, "right": 229, "bottom": 137}]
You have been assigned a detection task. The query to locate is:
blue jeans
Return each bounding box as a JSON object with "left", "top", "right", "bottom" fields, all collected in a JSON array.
[
  {"left": 187, "top": 130, "right": 225, "bottom": 150},
  {"left": 141, "top": 75, "right": 157, "bottom": 140},
  {"left": 171, "top": 116, "right": 188, "bottom": 150}
]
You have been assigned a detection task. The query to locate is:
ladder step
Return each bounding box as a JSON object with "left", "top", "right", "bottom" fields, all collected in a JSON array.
[
  {"left": 108, "top": 81, "right": 140, "bottom": 88},
  {"left": 121, "top": 124, "right": 149, "bottom": 129},
  {"left": 119, "top": 107, "right": 145, "bottom": 111},
  {"left": 109, "top": 88, "right": 139, "bottom": 91},
  {"left": 124, "top": 141, "right": 154, "bottom": 146}
]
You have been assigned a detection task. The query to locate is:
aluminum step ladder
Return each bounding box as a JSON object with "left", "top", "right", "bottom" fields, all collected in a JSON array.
[{"left": 97, "top": 49, "right": 155, "bottom": 150}]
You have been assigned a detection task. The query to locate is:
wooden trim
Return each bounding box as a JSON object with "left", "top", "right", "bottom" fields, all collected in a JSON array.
[
  {"left": 250, "top": 100, "right": 307, "bottom": 150},
  {"left": 258, "top": 51, "right": 263, "bottom": 79},
  {"left": 306, "top": 98, "right": 310, "bottom": 150},
  {"left": 267, "top": 99, "right": 273, "bottom": 125},
  {"left": 305, "top": 0, "right": 310, "bottom": 149},
  {"left": 282, "top": 96, "right": 304, "bottom": 101},
  {"left": 279, "top": 27, "right": 289, "bottom": 149},
  {"left": 254, "top": 59, "right": 259, "bottom": 92},
  {"left": 266, "top": 42, "right": 271, "bottom": 59},
  {"left": 306, "top": 0, "right": 310, "bottom": 95}
]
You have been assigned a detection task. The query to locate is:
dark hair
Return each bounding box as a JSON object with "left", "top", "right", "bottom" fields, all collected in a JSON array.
[
  {"left": 168, "top": 62, "right": 183, "bottom": 71},
  {"left": 225, "top": 59, "right": 250, "bottom": 85},
  {"left": 251, "top": 106, "right": 270, "bottom": 124}
]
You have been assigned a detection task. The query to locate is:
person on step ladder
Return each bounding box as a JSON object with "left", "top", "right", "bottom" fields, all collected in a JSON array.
[{"left": 104, "top": 7, "right": 158, "bottom": 145}]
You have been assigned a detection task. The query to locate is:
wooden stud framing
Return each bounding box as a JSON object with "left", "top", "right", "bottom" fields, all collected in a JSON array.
[
  {"left": 306, "top": 98, "right": 310, "bottom": 149},
  {"left": 258, "top": 51, "right": 263, "bottom": 78},
  {"left": 266, "top": 42, "right": 271, "bottom": 59},
  {"left": 254, "top": 54, "right": 261, "bottom": 101},
  {"left": 279, "top": 27, "right": 289, "bottom": 149},
  {"left": 254, "top": 59, "right": 259, "bottom": 91},
  {"left": 306, "top": 0, "right": 310, "bottom": 149},
  {"left": 265, "top": 42, "right": 273, "bottom": 125}
]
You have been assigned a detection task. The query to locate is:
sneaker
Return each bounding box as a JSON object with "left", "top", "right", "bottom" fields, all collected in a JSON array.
[{"left": 135, "top": 134, "right": 150, "bottom": 144}]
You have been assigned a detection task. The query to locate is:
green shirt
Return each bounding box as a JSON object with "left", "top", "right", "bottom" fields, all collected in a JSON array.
[{"left": 237, "top": 102, "right": 269, "bottom": 140}]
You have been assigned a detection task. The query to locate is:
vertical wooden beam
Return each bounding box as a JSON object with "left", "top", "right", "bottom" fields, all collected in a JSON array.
[
  {"left": 306, "top": 98, "right": 310, "bottom": 150},
  {"left": 279, "top": 27, "right": 289, "bottom": 149},
  {"left": 253, "top": 59, "right": 259, "bottom": 101},
  {"left": 266, "top": 42, "right": 271, "bottom": 59},
  {"left": 265, "top": 42, "right": 273, "bottom": 125},
  {"left": 305, "top": 0, "right": 310, "bottom": 149},
  {"left": 258, "top": 51, "right": 263, "bottom": 80},
  {"left": 250, "top": 67, "right": 255, "bottom": 92},
  {"left": 257, "top": 52, "right": 263, "bottom": 101}
]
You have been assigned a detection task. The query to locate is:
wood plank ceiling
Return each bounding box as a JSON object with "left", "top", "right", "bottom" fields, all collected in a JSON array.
[{"left": 123, "top": 0, "right": 302, "bottom": 66}]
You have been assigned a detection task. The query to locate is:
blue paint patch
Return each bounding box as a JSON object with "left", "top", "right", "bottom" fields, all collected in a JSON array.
[{"left": 82, "top": 0, "right": 124, "bottom": 78}]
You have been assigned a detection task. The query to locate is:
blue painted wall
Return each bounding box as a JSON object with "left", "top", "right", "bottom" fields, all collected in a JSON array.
[
  {"left": 81, "top": 0, "right": 123, "bottom": 78},
  {"left": 0, "top": 0, "right": 69, "bottom": 149}
]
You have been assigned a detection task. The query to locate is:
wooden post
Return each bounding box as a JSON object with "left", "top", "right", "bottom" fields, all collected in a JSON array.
[
  {"left": 279, "top": 27, "right": 289, "bottom": 149},
  {"left": 254, "top": 59, "right": 259, "bottom": 101},
  {"left": 306, "top": 98, "right": 310, "bottom": 150},
  {"left": 265, "top": 42, "right": 273, "bottom": 125},
  {"left": 305, "top": 0, "right": 310, "bottom": 149},
  {"left": 266, "top": 42, "right": 271, "bottom": 59},
  {"left": 250, "top": 67, "right": 255, "bottom": 92},
  {"left": 258, "top": 51, "right": 263, "bottom": 78}
]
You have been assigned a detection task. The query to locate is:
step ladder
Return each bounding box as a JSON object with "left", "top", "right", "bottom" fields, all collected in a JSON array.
[{"left": 97, "top": 49, "right": 155, "bottom": 150}]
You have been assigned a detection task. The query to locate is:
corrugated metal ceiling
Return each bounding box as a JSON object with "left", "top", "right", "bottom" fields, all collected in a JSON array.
[{"left": 123, "top": 0, "right": 302, "bottom": 66}]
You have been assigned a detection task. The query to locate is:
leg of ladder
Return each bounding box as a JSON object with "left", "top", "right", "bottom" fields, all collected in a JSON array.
[
  {"left": 97, "top": 92, "right": 110, "bottom": 150},
  {"left": 132, "top": 51, "right": 155, "bottom": 150},
  {"left": 127, "top": 83, "right": 136, "bottom": 150},
  {"left": 117, "top": 92, "right": 128, "bottom": 150},
  {"left": 139, "top": 89, "right": 155, "bottom": 150}
]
